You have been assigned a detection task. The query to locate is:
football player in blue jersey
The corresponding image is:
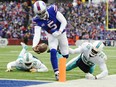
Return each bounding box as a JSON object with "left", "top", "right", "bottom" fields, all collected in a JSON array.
[{"left": 32, "top": 1, "right": 69, "bottom": 80}]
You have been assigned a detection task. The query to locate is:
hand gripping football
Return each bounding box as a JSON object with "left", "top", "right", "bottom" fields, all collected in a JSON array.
[{"left": 36, "top": 43, "right": 48, "bottom": 53}]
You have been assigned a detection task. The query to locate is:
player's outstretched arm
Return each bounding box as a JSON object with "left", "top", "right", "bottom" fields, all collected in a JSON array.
[
  {"left": 56, "top": 11, "right": 67, "bottom": 33},
  {"left": 30, "top": 64, "right": 48, "bottom": 72},
  {"left": 32, "top": 26, "right": 41, "bottom": 52},
  {"left": 37, "top": 64, "right": 48, "bottom": 72},
  {"left": 96, "top": 63, "right": 108, "bottom": 79},
  {"left": 69, "top": 46, "right": 82, "bottom": 54},
  {"left": 85, "top": 63, "right": 108, "bottom": 80},
  {"left": 52, "top": 11, "right": 67, "bottom": 37},
  {"left": 85, "top": 73, "right": 97, "bottom": 80},
  {"left": 6, "top": 61, "right": 16, "bottom": 72}
]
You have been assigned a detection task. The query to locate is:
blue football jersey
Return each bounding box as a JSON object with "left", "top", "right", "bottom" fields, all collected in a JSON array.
[{"left": 33, "top": 5, "right": 61, "bottom": 34}]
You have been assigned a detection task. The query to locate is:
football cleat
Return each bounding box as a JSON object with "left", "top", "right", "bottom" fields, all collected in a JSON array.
[{"left": 55, "top": 71, "right": 59, "bottom": 81}]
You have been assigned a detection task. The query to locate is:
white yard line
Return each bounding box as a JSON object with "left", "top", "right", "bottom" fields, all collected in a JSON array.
[{"left": 25, "top": 75, "right": 116, "bottom": 87}]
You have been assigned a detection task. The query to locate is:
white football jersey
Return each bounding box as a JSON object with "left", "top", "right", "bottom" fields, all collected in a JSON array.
[
  {"left": 69, "top": 42, "right": 108, "bottom": 79},
  {"left": 7, "top": 56, "right": 48, "bottom": 72},
  {"left": 16, "top": 58, "right": 44, "bottom": 70},
  {"left": 80, "top": 42, "right": 107, "bottom": 66}
]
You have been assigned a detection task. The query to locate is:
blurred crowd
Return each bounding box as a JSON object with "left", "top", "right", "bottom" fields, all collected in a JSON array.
[
  {"left": 108, "top": 2, "right": 116, "bottom": 29},
  {"left": 0, "top": 1, "right": 116, "bottom": 41},
  {"left": 57, "top": 2, "right": 116, "bottom": 40},
  {"left": 0, "top": 1, "right": 34, "bottom": 40}
]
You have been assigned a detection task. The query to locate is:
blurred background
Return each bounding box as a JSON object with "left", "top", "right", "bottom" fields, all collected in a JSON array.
[{"left": 0, "top": 0, "right": 115, "bottom": 47}]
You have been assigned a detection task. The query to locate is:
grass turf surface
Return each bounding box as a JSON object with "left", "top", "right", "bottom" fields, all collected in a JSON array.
[{"left": 0, "top": 45, "right": 116, "bottom": 81}]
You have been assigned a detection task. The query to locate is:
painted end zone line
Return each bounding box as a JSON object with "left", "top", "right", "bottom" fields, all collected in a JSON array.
[{"left": 0, "top": 79, "right": 52, "bottom": 87}]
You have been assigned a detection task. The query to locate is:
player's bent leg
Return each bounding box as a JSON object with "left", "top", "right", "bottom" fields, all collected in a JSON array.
[
  {"left": 50, "top": 49, "right": 58, "bottom": 71},
  {"left": 18, "top": 42, "right": 28, "bottom": 59},
  {"left": 47, "top": 34, "right": 59, "bottom": 80},
  {"left": 58, "top": 32, "right": 69, "bottom": 58},
  {"left": 20, "top": 42, "right": 28, "bottom": 50},
  {"left": 66, "top": 56, "right": 79, "bottom": 71},
  {"left": 50, "top": 49, "right": 59, "bottom": 80}
]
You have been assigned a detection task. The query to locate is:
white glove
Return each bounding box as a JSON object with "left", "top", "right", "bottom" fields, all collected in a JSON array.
[
  {"left": 85, "top": 73, "right": 95, "bottom": 80},
  {"left": 52, "top": 31, "right": 61, "bottom": 37},
  {"left": 30, "top": 68, "right": 37, "bottom": 72},
  {"left": 6, "top": 68, "right": 13, "bottom": 72}
]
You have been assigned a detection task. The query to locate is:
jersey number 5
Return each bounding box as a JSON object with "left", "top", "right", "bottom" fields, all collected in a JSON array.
[{"left": 48, "top": 21, "right": 57, "bottom": 29}]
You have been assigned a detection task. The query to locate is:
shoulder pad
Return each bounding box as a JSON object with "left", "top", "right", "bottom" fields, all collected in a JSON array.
[{"left": 47, "top": 5, "right": 58, "bottom": 13}]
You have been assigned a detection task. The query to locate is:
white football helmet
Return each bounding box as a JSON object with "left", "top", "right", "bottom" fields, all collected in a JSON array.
[
  {"left": 90, "top": 41, "right": 104, "bottom": 56},
  {"left": 23, "top": 52, "right": 33, "bottom": 69},
  {"left": 33, "top": 1, "right": 48, "bottom": 19}
]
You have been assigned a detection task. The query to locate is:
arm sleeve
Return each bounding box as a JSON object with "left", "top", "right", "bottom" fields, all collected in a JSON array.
[
  {"left": 32, "top": 26, "right": 41, "bottom": 48},
  {"left": 56, "top": 11, "right": 67, "bottom": 32},
  {"left": 35, "top": 59, "right": 48, "bottom": 72},
  {"left": 7, "top": 61, "right": 17, "bottom": 69},
  {"left": 37, "top": 63, "right": 48, "bottom": 72},
  {"left": 96, "top": 63, "right": 108, "bottom": 79},
  {"left": 69, "top": 46, "right": 82, "bottom": 54}
]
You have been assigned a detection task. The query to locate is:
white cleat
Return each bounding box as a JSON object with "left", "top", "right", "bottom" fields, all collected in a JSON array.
[{"left": 55, "top": 71, "right": 59, "bottom": 81}]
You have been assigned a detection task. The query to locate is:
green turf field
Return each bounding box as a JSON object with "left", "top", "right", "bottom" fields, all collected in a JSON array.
[{"left": 0, "top": 45, "right": 116, "bottom": 81}]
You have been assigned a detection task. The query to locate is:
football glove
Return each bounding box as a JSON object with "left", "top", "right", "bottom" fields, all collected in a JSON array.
[
  {"left": 30, "top": 68, "right": 37, "bottom": 72},
  {"left": 6, "top": 68, "right": 13, "bottom": 72},
  {"left": 52, "top": 31, "right": 61, "bottom": 37},
  {"left": 85, "top": 73, "right": 96, "bottom": 80}
]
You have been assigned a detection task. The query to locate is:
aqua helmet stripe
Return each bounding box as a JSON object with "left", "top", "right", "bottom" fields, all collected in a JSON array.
[{"left": 96, "top": 42, "right": 102, "bottom": 49}]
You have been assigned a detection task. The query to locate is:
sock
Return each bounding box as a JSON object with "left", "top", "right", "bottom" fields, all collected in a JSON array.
[{"left": 50, "top": 49, "right": 58, "bottom": 72}]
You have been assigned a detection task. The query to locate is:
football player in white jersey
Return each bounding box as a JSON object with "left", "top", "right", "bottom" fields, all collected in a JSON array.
[
  {"left": 6, "top": 42, "right": 48, "bottom": 72},
  {"left": 66, "top": 41, "right": 108, "bottom": 79}
]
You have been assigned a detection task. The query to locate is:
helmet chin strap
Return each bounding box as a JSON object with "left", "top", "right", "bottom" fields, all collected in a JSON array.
[
  {"left": 41, "top": 15, "right": 47, "bottom": 20},
  {"left": 41, "top": 11, "right": 49, "bottom": 20}
]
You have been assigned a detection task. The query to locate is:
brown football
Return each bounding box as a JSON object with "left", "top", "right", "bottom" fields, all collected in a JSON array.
[{"left": 37, "top": 43, "right": 48, "bottom": 53}]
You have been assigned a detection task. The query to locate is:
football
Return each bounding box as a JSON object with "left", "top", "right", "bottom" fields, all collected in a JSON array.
[{"left": 37, "top": 43, "right": 48, "bottom": 53}]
